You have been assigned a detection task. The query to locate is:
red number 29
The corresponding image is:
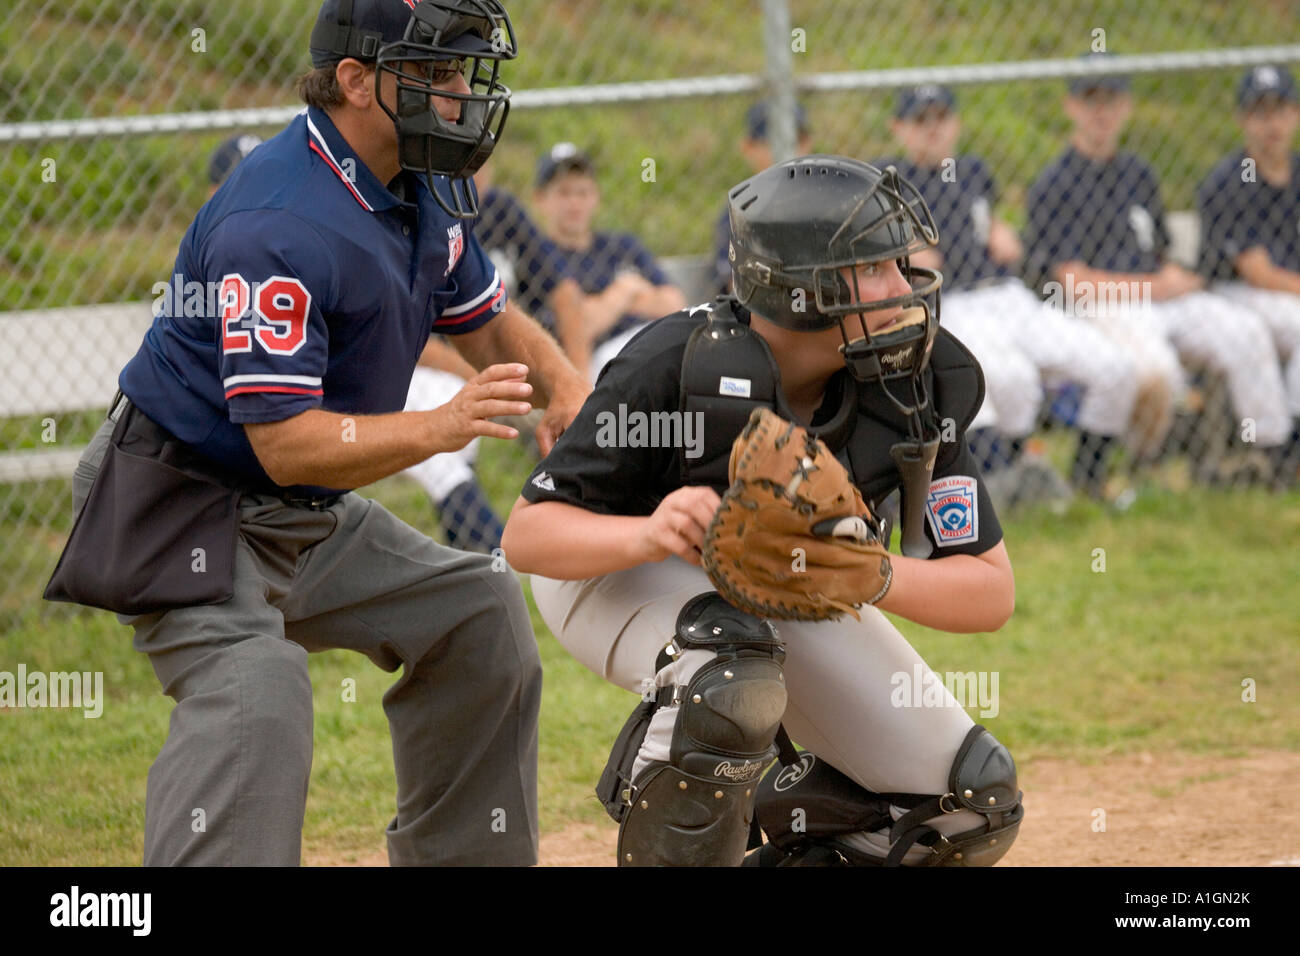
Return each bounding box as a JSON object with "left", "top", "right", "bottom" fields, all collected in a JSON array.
[
  {"left": 253, "top": 276, "right": 311, "bottom": 356},
  {"left": 220, "top": 274, "right": 311, "bottom": 357}
]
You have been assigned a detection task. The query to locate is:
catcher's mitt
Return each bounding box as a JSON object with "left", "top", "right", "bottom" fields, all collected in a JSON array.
[{"left": 701, "top": 407, "right": 892, "bottom": 621}]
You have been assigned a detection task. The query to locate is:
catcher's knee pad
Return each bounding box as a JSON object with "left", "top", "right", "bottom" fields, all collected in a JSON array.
[
  {"left": 599, "top": 592, "right": 787, "bottom": 866},
  {"left": 754, "top": 725, "right": 1023, "bottom": 867}
]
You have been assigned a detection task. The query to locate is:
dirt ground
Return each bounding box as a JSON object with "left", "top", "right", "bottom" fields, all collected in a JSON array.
[{"left": 304, "top": 749, "right": 1300, "bottom": 866}]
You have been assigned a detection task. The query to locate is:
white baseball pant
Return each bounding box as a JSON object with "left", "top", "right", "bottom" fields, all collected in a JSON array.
[
  {"left": 945, "top": 280, "right": 1140, "bottom": 437},
  {"left": 1087, "top": 290, "right": 1290, "bottom": 448},
  {"left": 1212, "top": 282, "right": 1300, "bottom": 417},
  {"left": 939, "top": 303, "right": 1041, "bottom": 437}
]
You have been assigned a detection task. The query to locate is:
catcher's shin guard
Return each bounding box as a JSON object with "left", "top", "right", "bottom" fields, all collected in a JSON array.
[
  {"left": 754, "top": 725, "right": 1023, "bottom": 866},
  {"left": 601, "top": 593, "right": 787, "bottom": 866}
]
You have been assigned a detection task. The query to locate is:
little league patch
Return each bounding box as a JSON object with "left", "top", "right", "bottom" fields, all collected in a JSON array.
[{"left": 924, "top": 475, "right": 979, "bottom": 547}]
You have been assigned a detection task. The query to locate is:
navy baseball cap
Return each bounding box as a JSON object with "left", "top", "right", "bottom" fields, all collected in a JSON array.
[
  {"left": 1238, "top": 65, "right": 1298, "bottom": 109},
  {"left": 1068, "top": 52, "right": 1131, "bottom": 96},
  {"left": 207, "top": 134, "right": 262, "bottom": 186},
  {"left": 309, "top": 0, "right": 493, "bottom": 68},
  {"left": 894, "top": 84, "right": 956, "bottom": 119},
  {"left": 536, "top": 142, "right": 595, "bottom": 188},
  {"left": 745, "top": 101, "right": 810, "bottom": 141}
]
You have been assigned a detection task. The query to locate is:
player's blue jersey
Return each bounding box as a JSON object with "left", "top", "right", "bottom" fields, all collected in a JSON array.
[
  {"left": 119, "top": 107, "right": 504, "bottom": 496},
  {"left": 475, "top": 187, "right": 570, "bottom": 302},
  {"left": 1024, "top": 147, "right": 1169, "bottom": 290},
  {"left": 875, "top": 155, "right": 1010, "bottom": 292},
  {"left": 518, "top": 232, "right": 670, "bottom": 345},
  {"left": 1197, "top": 149, "right": 1300, "bottom": 281}
]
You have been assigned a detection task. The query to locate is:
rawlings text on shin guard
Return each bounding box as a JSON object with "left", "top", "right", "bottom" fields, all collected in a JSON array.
[{"left": 615, "top": 593, "right": 787, "bottom": 866}]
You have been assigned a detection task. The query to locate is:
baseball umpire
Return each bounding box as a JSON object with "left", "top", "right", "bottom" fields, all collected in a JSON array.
[
  {"left": 45, "top": 0, "right": 590, "bottom": 866},
  {"left": 503, "top": 155, "right": 1024, "bottom": 866}
]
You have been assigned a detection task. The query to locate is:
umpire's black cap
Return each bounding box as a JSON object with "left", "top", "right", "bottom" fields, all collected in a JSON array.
[{"left": 310, "top": 0, "right": 493, "bottom": 68}]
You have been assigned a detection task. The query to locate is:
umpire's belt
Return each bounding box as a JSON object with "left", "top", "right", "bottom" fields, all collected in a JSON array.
[
  {"left": 109, "top": 390, "right": 342, "bottom": 511},
  {"left": 44, "top": 392, "right": 248, "bottom": 616}
]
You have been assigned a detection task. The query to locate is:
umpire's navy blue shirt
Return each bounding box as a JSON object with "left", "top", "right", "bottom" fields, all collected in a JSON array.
[
  {"left": 877, "top": 155, "right": 1011, "bottom": 292},
  {"left": 1197, "top": 148, "right": 1300, "bottom": 280},
  {"left": 1024, "top": 146, "right": 1170, "bottom": 291},
  {"left": 119, "top": 107, "right": 504, "bottom": 496}
]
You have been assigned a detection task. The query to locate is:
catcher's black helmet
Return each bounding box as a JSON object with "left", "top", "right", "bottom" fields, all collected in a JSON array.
[
  {"left": 729, "top": 154, "right": 942, "bottom": 377},
  {"left": 310, "top": 0, "right": 516, "bottom": 218}
]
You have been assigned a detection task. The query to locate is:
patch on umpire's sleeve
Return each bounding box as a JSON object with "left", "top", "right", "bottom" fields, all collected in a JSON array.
[{"left": 924, "top": 475, "right": 979, "bottom": 547}]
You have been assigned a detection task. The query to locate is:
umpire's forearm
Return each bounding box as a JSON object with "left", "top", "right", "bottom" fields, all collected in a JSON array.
[{"left": 245, "top": 407, "right": 450, "bottom": 489}]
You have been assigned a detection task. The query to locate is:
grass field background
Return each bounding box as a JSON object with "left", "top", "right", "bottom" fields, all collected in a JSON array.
[{"left": 2, "top": 436, "right": 1296, "bottom": 865}]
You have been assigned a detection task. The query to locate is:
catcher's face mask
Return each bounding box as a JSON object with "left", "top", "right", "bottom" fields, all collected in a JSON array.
[
  {"left": 374, "top": 0, "right": 516, "bottom": 218},
  {"left": 821, "top": 167, "right": 941, "bottom": 440}
]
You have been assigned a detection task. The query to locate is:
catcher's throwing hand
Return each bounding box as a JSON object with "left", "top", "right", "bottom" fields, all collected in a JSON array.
[
  {"left": 702, "top": 407, "right": 892, "bottom": 621},
  {"left": 634, "top": 486, "right": 723, "bottom": 566}
]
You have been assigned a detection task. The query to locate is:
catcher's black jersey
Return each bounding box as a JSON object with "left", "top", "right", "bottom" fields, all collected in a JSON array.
[{"left": 521, "top": 304, "right": 1003, "bottom": 557}]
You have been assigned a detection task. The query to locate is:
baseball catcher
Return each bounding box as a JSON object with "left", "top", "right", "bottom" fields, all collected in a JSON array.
[{"left": 504, "top": 153, "right": 1023, "bottom": 866}]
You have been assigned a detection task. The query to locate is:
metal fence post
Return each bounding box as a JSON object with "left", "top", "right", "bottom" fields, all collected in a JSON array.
[{"left": 760, "top": 0, "right": 797, "bottom": 163}]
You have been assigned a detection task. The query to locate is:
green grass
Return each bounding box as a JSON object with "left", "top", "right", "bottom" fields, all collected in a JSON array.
[{"left": 1, "top": 439, "right": 1296, "bottom": 864}]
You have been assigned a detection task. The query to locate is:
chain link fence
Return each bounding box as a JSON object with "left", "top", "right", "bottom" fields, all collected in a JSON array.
[{"left": 3, "top": 0, "right": 1300, "bottom": 626}]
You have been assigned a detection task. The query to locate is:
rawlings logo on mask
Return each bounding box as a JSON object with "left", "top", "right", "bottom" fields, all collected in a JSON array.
[{"left": 880, "top": 346, "right": 914, "bottom": 369}]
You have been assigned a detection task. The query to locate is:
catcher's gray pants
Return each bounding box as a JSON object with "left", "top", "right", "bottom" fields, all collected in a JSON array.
[
  {"left": 531, "top": 559, "right": 992, "bottom": 864},
  {"left": 74, "top": 417, "right": 542, "bottom": 866}
]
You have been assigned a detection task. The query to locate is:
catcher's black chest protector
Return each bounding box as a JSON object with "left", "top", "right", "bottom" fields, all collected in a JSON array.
[{"left": 678, "top": 298, "right": 985, "bottom": 509}]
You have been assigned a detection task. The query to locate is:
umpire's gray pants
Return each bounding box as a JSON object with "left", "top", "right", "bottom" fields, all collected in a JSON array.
[{"left": 74, "top": 418, "right": 542, "bottom": 866}]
